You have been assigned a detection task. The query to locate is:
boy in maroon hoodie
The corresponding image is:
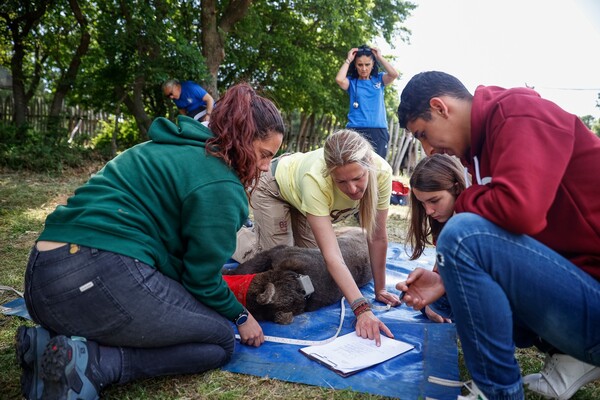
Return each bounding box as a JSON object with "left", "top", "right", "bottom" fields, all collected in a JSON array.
[{"left": 396, "top": 71, "right": 600, "bottom": 400}]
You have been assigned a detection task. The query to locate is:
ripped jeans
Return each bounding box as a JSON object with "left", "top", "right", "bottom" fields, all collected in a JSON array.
[{"left": 436, "top": 213, "right": 600, "bottom": 400}]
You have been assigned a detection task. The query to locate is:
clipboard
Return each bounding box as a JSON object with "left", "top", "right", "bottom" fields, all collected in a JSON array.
[{"left": 299, "top": 332, "right": 414, "bottom": 377}]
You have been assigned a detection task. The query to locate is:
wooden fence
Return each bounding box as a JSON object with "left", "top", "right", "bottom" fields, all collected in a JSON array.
[
  {"left": 0, "top": 94, "right": 422, "bottom": 175},
  {"left": 0, "top": 95, "right": 109, "bottom": 139},
  {"left": 278, "top": 110, "right": 422, "bottom": 176}
]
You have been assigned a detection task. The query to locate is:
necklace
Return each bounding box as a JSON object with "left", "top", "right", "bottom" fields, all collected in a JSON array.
[{"left": 352, "top": 79, "right": 360, "bottom": 108}]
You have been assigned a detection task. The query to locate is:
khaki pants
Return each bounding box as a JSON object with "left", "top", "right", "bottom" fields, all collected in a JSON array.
[{"left": 250, "top": 160, "right": 316, "bottom": 251}]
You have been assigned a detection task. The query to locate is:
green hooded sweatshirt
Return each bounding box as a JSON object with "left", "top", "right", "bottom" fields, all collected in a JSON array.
[{"left": 39, "top": 116, "right": 248, "bottom": 320}]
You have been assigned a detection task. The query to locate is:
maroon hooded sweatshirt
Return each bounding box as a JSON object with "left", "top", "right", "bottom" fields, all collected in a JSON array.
[{"left": 455, "top": 85, "right": 600, "bottom": 281}]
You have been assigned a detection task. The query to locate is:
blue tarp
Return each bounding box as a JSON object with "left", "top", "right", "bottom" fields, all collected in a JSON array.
[
  {"left": 222, "top": 244, "right": 460, "bottom": 399},
  {"left": 1, "top": 244, "right": 460, "bottom": 399}
]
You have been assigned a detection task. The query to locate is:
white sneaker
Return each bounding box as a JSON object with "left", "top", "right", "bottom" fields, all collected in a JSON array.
[
  {"left": 523, "top": 353, "right": 600, "bottom": 400},
  {"left": 428, "top": 376, "right": 488, "bottom": 400}
]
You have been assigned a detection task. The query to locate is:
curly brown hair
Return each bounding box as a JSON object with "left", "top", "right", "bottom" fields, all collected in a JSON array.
[{"left": 207, "top": 83, "right": 285, "bottom": 191}]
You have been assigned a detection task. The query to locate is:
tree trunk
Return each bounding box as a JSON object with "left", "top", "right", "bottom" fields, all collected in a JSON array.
[
  {"left": 118, "top": 80, "right": 151, "bottom": 141},
  {"left": 4, "top": 0, "right": 53, "bottom": 131},
  {"left": 10, "top": 42, "right": 28, "bottom": 131},
  {"left": 200, "top": 0, "right": 252, "bottom": 96},
  {"left": 47, "top": 0, "right": 91, "bottom": 132}
]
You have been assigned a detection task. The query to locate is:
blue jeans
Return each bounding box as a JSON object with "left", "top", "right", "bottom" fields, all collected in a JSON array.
[
  {"left": 436, "top": 213, "right": 600, "bottom": 400},
  {"left": 24, "top": 244, "right": 235, "bottom": 384}
]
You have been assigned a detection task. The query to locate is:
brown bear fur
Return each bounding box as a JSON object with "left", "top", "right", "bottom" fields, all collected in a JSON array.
[{"left": 223, "top": 228, "right": 371, "bottom": 324}]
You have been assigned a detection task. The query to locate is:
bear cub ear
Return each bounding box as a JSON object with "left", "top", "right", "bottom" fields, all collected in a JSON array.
[{"left": 257, "top": 282, "right": 276, "bottom": 305}]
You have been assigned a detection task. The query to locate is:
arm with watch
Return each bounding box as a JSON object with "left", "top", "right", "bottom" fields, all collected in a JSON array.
[{"left": 233, "top": 306, "right": 265, "bottom": 347}]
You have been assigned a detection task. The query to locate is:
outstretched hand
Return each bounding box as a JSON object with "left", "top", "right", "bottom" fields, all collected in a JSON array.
[
  {"left": 395, "top": 268, "right": 445, "bottom": 310},
  {"left": 238, "top": 314, "right": 264, "bottom": 347},
  {"left": 375, "top": 289, "right": 401, "bottom": 307},
  {"left": 354, "top": 310, "right": 394, "bottom": 347}
]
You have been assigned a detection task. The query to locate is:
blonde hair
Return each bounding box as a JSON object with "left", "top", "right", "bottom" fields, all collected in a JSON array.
[{"left": 323, "top": 129, "right": 378, "bottom": 238}]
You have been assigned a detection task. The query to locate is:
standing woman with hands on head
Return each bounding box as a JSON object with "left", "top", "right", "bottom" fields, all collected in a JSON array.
[{"left": 335, "top": 45, "right": 399, "bottom": 159}]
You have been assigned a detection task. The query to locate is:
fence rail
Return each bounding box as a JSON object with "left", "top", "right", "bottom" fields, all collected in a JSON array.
[
  {"left": 0, "top": 95, "right": 109, "bottom": 138},
  {"left": 0, "top": 94, "right": 421, "bottom": 175}
]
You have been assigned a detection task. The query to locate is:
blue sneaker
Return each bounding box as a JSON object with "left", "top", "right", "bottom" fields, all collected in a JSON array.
[
  {"left": 41, "top": 335, "right": 101, "bottom": 400},
  {"left": 15, "top": 325, "right": 52, "bottom": 400}
]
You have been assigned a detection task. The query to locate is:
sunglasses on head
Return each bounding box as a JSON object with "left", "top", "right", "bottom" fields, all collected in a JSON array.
[{"left": 356, "top": 46, "right": 372, "bottom": 56}]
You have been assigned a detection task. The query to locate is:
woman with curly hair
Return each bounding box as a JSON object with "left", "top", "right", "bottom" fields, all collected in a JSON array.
[{"left": 15, "top": 83, "right": 284, "bottom": 400}]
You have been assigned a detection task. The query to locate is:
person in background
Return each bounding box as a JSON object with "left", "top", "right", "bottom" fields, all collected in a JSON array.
[
  {"left": 163, "top": 78, "right": 215, "bottom": 122},
  {"left": 400, "top": 153, "right": 468, "bottom": 324},
  {"left": 249, "top": 129, "right": 401, "bottom": 346},
  {"left": 396, "top": 70, "right": 600, "bottom": 400},
  {"left": 15, "top": 83, "right": 284, "bottom": 400},
  {"left": 335, "top": 45, "right": 399, "bottom": 159}
]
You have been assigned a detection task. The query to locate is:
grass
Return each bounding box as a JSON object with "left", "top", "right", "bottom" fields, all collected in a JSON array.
[{"left": 1, "top": 164, "right": 599, "bottom": 399}]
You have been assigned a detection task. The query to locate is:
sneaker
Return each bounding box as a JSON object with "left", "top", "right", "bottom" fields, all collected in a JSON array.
[
  {"left": 523, "top": 353, "right": 600, "bottom": 400},
  {"left": 15, "top": 325, "right": 52, "bottom": 400},
  {"left": 428, "top": 376, "right": 488, "bottom": 400},
  {"left": 41, "top": 335, "right": 101, "bottom": 400}
]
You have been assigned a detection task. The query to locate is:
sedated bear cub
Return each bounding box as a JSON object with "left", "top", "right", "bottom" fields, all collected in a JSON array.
[{"left": 222, "top": 228, "right": 372, "bottom": 324}]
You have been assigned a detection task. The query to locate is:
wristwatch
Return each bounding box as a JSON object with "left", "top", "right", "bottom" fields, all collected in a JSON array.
[{"left": 233, "top": 308, "right": 249, "bottom": 326}]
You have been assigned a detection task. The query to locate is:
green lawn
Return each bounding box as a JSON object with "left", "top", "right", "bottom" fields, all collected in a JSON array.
[{"left": 1, "top": 165, "right": 598, "bottom": 399}]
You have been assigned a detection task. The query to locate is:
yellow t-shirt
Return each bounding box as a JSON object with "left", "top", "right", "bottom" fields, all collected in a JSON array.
[{"left": 274, "top": 148, "right": 392, "bottom": 223}]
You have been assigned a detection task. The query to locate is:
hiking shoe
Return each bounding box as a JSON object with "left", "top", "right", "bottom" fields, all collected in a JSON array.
[
  {"left": 41, "top": 335, "right": 101, "bottom": 400},
  {"left": 523, "top": 353, "right": 600, "bottom": 399},
  {"left": 15, "top": 325, "right": 52, "bottom": 400}
]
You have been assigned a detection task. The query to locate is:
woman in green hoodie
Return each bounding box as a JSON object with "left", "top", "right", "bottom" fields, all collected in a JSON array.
[{"left": 15, "top": 83, "right": 285, "bottom": 400}]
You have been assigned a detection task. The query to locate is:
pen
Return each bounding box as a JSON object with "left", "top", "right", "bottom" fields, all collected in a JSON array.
[{"left": 399, "top": 284, "right": 410, "bottom": 303}]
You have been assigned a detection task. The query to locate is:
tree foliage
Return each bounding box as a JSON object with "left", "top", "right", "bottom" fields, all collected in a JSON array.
[{"left": 1, "top": 0, "right": 415, "bottom": 142}]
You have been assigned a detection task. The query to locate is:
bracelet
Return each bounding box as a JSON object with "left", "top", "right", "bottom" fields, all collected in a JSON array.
[
  {"left": 344, "top": 59, "right": 351, "bottom": 65},
  {"left": 354, "top": 305, "right": 372, "bottom": 318},
  {"left": 351, "top": 300, "right": 368, "bottom": 312},
  {"left": 350, "top": 297, "right": 367, "bottom": 309},
  {"left": 352, "top": 302, "right": 371, "bottom": 317}
]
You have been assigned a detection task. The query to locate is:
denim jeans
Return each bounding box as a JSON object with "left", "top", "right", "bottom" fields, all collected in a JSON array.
[
  {"left": 436, "top": 213, "right": 600, "bottom": 400},
  {"left": 24, "top": 244, "right": 235, "bottom": 383}
]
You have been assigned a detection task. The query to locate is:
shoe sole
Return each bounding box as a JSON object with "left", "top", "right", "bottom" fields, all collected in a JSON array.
[
  {"left": 559, "top": 367, "right": 600, "bottom": 400},
  {"left": 15, "top": 325, "right": 50, "bottom": 400},
  {"left": 41, "top": 335, "right": 99, "bottom": 400},
  {"left": 526, "top": 367, "right": 600, "bottom": 400}
]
